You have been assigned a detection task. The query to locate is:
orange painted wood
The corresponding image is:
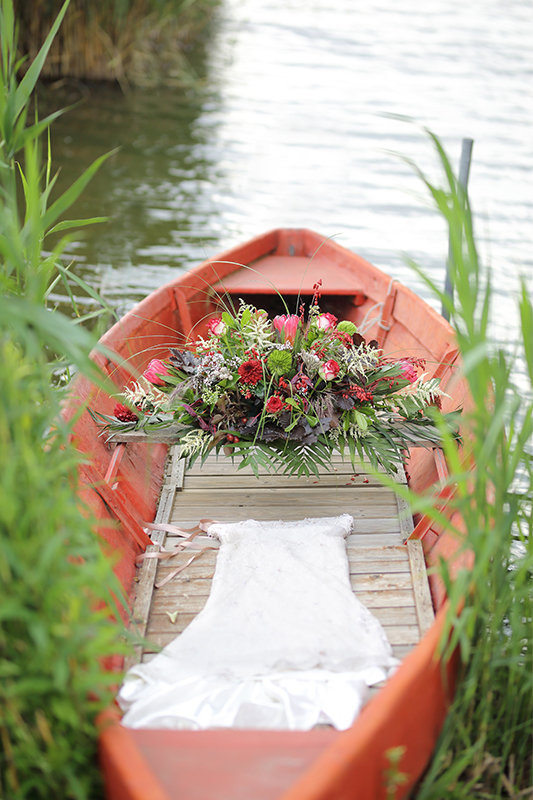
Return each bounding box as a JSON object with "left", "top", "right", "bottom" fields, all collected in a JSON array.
[
  {"left": 375, "top": 283, "right": 397, "bottom": 349},
  {"left": 425, "top": 511, "right": 473, "bottom": 611},
  {"left": 279, "top": 608, "right": 458, "bottom": 800},
  {"left": 61, "top": 228, "right": 470, "bottom": 800},
  {"left": 408, "top": 485, "right": 456, "bottom": 542},
  {"left": 431, "top": 347, "right": 460, "bottom": 382},
  {"left": 78, "top": 484, "right": 138, "bottom": 601},
  {"left": 80, "top": 460, "right": 152, "bottom": 552},
  {"left": 214, "top": 254, "right": 366, "bottom": 301},
  {"left": 98, "top": 709, "right": 172, "bottom": 800},
  {"left": 129, "top": 729, "right": 336, "bottom": 800},
  {"left": 104, "top": 444, "right": 126, "bottom": 487},
  {"left": 433, "top": 448, "right": 449, "bottom": 485},
  {"left": 173, "top": 288, "right": 193, "bottom": 338}
]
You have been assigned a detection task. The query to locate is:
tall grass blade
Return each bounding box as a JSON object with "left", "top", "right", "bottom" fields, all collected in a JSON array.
[
  {"left": 42, "top": 151, "right": 115, "bottom": 231},
  {"left": 14, "top": 0, "right": 70, "bottom": 119}
]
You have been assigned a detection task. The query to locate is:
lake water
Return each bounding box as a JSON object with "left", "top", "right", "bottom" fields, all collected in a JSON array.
[{"left": 48, "top": 0, "right": 532, "bottom": 383}]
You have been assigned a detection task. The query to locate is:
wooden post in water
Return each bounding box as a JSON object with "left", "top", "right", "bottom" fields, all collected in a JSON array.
[{"left": 442, "top": 137, "right": 474, "bottom": 321}]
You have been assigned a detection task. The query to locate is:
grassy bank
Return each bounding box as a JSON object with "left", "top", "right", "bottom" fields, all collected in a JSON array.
[{"left": 15, "top": 0, "right": 220, "bottom": 88}]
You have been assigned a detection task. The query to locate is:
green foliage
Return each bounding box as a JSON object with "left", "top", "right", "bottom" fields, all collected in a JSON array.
[
  {"left": 0, "top": 2, "right": 128, "bottom": 796},
  {"left": 267, "top": 348, "right": 293, "bottom": 376},
  {"left": 0, "top": 0, "right": 113, "bottom": 322},
  {"left": 0, "top": 338, "right": 125, "bottom": 800},
  {"left": 397, "top": 133, "right": 533, "bottom": 797},
  {"left": 337, "top": 320, "right": 357, "bottom": 335},
  {"left": 0, "top": 0, "right": 68, "bottom": 162}
]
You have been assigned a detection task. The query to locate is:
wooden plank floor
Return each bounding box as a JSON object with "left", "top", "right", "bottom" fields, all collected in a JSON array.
[{"left": 127, "top": 447, "right": 435, "bottom": 708}]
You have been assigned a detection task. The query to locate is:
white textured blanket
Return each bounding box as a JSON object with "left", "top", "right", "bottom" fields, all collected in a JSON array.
[{"left": 119, "top": 515, "right": 398, "bottom": 730}]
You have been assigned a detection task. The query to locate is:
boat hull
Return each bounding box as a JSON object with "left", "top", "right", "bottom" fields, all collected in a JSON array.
[{"left": 65, "top": 229, "right": 468, "bottom": 799}]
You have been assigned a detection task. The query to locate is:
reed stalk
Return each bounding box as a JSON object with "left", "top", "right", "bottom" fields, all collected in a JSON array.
[
  {"left": 1, "top": 2, "right": 128, "bottom": 796},
  {"left": 391, "top": 133, "right": 532, "bottom": 798}
]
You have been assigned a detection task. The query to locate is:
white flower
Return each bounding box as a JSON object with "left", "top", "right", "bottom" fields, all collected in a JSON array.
[{"left": 179, "top": 429, "right": 210, "bottom": 458}]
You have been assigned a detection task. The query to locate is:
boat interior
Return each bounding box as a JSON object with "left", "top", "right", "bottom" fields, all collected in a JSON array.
[{"left": 65, "top": 229, "right": 471, "bottom": 798}]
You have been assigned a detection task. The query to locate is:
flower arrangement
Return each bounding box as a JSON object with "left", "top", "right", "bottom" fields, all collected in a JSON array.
[{"left": 95, "top": 289, "right": 458, "bottom": 477}]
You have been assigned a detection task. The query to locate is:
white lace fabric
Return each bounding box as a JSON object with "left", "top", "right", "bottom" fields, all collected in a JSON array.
[{"left": 119, "top": 515, "right": 398, "bottom": 730}]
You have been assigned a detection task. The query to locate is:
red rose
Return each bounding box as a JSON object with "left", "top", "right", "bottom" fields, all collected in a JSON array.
[
  {"left": 237, "top": 358, "right": 263, "bottom": 385},
  {"left": 265, "top": 395, "right": 285, "bottom": 414}
]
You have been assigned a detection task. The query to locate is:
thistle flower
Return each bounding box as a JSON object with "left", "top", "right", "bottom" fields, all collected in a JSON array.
[
  {"left": 337, "top": 320, "right": 357, "bottom": 335},
  {"left": 267, "top": 349, "right": 292, "bottom": 376}
]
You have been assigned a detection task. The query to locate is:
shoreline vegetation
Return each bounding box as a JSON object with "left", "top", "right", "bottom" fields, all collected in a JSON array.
[
  {"left": 14, "top": 0, "right": 220, "bottom": 89},
  {"left": 1, "top": 1, "right": 128, "bottom": 796}
]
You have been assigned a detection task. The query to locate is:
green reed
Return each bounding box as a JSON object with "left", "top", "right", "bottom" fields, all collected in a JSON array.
[
  {"left": 1, "top": 2, "right": 127, "bottom": 796},
  {"left": 390, "top": 133, "right": 532, "bottom": 797}
]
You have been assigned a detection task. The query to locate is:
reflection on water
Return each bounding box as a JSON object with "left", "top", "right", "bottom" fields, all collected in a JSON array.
[
  {"left": 47, "top": 0, "right": 532, "bottom": 370},
  {"left": 47, "top": 87, "right": 222, "bottom": 308}
]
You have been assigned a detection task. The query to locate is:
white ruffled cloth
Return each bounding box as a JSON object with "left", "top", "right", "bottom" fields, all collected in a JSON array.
[{"left": 118, "top": 515, "right": 398, "bottom": 730}]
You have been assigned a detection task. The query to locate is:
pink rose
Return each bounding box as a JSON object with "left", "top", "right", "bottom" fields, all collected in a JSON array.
[
  {"left": 272, "top": 314, "right": 301, "bottom": 344},
  {"left": 143, "top": 358, "right": 170, "bottom": 385},
  {"left": 207, "top": 317, "right": 227, "bottom": 336},
  {"left": 319, "top": 359, "right": 340, "bottom": 381},
  {"left": 316, "top": 312, "right": 338, "bottom": 331},
  {"left": 398, "top": 359, "right": 417, "bottom": 383}
]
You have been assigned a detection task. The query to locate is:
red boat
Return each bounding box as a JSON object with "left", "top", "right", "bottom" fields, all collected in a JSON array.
[{"left": 64, "top": 228, "right": 468, "bottom": 800}]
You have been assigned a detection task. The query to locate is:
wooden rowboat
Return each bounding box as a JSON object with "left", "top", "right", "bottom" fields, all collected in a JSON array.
[{"left": 64, "top": 228, "right": 469, "bottom": 800}]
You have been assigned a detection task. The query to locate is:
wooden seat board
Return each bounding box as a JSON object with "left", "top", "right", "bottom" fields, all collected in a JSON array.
[
  {"left": 147, "top": 606, "right": 419, "bottom": 634},
  {"left": 143, "top": 625, "right": 421, "bottom": 653}
]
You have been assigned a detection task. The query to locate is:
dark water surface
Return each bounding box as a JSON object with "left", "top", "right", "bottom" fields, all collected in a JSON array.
[{"left": 47, "top": 0, "right": 532, "bottom": 381}]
